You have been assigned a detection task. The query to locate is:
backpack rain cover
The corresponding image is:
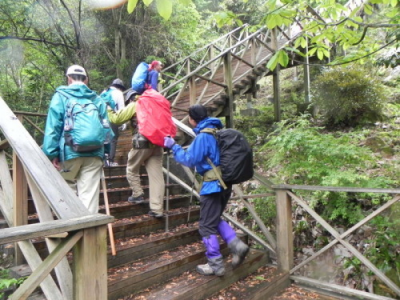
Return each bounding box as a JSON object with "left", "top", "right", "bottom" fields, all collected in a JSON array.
[
  {"left": 131, "top": 62, "right": 149, "bottom": 94},
  {"left": 136, "top": 89, "right": 176, "bottom": 147}
]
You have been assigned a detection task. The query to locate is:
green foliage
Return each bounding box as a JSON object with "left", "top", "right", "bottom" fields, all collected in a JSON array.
[
  {"left": 0, "top": 270, "right": 26, "bottom": 298},
  {"left": 127, "top": 0, "right": 192, "bottom": 20},
  {"left": 261, "top": 116, "right": 396, "bottom": 224},
  {"left": 365, "top": 215, "right": 400, "bottom": 283},
  {"left": 312, "top": 65, "right": 388, "bottom": 128}
]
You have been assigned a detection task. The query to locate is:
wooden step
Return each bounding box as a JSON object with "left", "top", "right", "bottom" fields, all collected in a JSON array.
[
  {"left": 111, "top": 207, "right": 200, "bottom": 239},
  {"left": 107, "top": 235, "right": 258, "bottom": 300},
  {"left": 99, "top": 196, "right": 192, "bottom": 219},
  {"left": 119, "top": 249, "right": 269, "bottom": 300},
  {"left": 108, "top": 222, "right": 200, "bottom": 268},
  {"left": 204, "top": 266, "right": 290, "bottom": 300}
]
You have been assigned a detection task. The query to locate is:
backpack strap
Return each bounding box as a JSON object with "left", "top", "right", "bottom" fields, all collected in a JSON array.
[{"left": 199, "top": 128, "right": 227, "bottom": 190}]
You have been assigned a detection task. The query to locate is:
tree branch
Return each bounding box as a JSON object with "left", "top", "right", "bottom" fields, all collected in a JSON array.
[{"left": 0, "top": 36, "right": 76, "bottom": 49}]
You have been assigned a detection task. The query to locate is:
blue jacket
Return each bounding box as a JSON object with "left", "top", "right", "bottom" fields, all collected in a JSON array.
[
  {"left": 147, "top": 70, "right": 159, "bottom": 91},
  {"left": 43, "top": 83, "right": 112, "bottom": 162},
  {"left": 171, "top": 117, "right": 223, "bottom": 195}
]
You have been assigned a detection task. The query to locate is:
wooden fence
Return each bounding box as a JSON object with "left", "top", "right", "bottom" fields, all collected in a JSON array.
[{"left": 0, "top": 97, "right": 113, "bottom": 300}]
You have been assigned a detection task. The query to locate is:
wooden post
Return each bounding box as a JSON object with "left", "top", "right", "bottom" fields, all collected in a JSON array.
[
  {"left": 275, "top": 189, "right": 293, "bottom": 272},
  {"left": 188, "top": 60, "right": 196, "bottom": 105},
  {"left": 224, "top": 52, "right": 234, "bottom": 128},
  {"left": 271, "top": 28, "right": 281, "bottom": 122},
  {"left": 13, "top": 154, "right": 28, "bottom": 265},
  {"left": 73, "top": 226, "right": 108, "bottom": 300}
]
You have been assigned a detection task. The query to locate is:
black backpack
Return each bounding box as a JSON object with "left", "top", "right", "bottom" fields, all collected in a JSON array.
[{"left": 201, "top": 128, "right": 254, "bottom": 184}]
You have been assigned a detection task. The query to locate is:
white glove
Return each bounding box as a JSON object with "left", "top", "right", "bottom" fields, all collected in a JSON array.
[{"left": 119, "top": 123, "right": 127, "bottom": 131}]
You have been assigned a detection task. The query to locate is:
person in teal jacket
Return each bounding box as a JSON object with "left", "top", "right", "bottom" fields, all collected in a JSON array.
[
  {"left": 42, "top": 64, "right": 113, "bottom": 213},
  {"left": 164, "top": 104, "right": 249, "bottom": 277}
]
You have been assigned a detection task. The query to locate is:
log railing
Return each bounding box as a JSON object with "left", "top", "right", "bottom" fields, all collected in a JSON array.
[{"left": 0, "top": 97, "right": 113, "bottom": 300}]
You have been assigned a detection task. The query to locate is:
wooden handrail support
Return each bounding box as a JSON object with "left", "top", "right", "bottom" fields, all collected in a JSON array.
[
  {"left": 0, "top": 214, "right": 113, "bottom": 245},
  {"left": 273, "top": 184, "right": 400, "bottom": 298}
]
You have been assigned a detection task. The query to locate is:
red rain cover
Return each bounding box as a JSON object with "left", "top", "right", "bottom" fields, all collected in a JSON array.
[{"left": 136, "top": 89, "right": 176, "bottom": 147}]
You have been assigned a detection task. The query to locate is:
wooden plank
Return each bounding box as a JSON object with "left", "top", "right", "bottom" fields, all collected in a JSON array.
[
  {"left": 0, "top": 139, "right": 9, "bottom": 150},
  {"left": 291, "top": 276, "right": 396, "bottom": 300},
  {"left": 252, "top": 271, "right": 290, "bottom": 300},
  {"left": 26, "top": 172, "right": 73, "bottom": 300},
  {"left": 0, "top": 214, "right": 113, "bottom": 244},
  {"left": 0, "top": 149, "right": 14, "bottom": 225},
  {"left": 272, "top": 184, "right": 400, "bottom": 194},
  {"left": 13, "top": 154, "right": 28, "bottom": 265},
  {"left": 233, "top": 185, "right": 277, "bottom": 251},
  {"left": 275, "top": 190, "right": 293, "bottom": 272},
  {"left": 9, "top": 231, "right": 83, "bottom": 300},
  {"left": 73, "top": 226, "right": 108, "bottom": 300},
  {"left": 16, "top": 240, "right": 63, "bottom": 300},
  {"left": 0, "top": 97, "right": 89, "bottom": 219},
  {"left": 0, "top": 148, "right": 63, "bottom": 300}
]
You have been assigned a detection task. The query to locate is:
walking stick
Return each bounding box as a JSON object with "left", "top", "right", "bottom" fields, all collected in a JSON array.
[
  {"left": 101, "top": 169, "right": 117, "bottom": 256},
  {"left": 165, "top": 149, "right": 170, "bottom": 232},
  {"left": 187, "top": 178, "right": 195, "bottom": 226}
]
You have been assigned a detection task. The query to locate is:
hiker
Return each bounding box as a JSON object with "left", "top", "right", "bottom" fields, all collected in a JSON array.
[
  {"left": 43, "top": 64, "right": 113, "bottom": 214},
  {"left": 163, "top": 104, "right": 249, "bottom": 277},
  {"left": 146, "top": 60, "right": 163, "bottom": 91},
  {"left": 107, "top": 90, "right": 165, "bottom": 218},
  {"left": 101, "top": 78, "right": 126, "bottom": 166}
]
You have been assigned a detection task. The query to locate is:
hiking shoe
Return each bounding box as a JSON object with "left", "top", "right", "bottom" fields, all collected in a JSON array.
[
  {"left": 128, "top": 195, "right": 144, "bottom": 204},
  {"left": 148, "top": 211, "right": 164, "bottom": 218},
  {"left": 109, "top": 162, "right": 119, "bottom": 167},
  {"left": 228, "top": 237, "right": 250, "bottom": 269},
  {"left": 196, "top": 257, "right": 225, "bottom": 277}
]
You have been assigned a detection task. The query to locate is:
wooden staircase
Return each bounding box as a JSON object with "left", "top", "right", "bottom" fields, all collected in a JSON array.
[{"left": 101, "top": 129, "right": 276, "bottom": 299}]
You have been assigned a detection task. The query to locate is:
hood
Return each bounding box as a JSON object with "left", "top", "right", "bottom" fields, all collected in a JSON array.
[
  {"left": 193, "top": 117, "right": 223, "bottom": 134},
  {"left": 56, "top": 83, "right": 97, "bottom": 101}
]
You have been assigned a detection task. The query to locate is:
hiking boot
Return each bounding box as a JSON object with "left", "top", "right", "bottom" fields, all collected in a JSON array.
[
  {"left": 228, "top": 237, "right": 249, "bottom": 269},
  {"left": 196, "top": 257, "right": 225, "bottom": 277},
  {"left": 148, "top": 211, "right": 163, "bottom": 218},
  {"left": 128, "top": 194, "right": 144, "bottom": 204}
]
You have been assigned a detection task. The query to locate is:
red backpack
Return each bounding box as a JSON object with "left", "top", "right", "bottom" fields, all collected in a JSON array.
[{"left": 136, "top": 89, "right": 176, "bottom": 147}]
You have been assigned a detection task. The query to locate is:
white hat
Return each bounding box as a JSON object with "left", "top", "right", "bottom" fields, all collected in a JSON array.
[{"left": 66, "top": 65, "right": 87, "bottom": 77}]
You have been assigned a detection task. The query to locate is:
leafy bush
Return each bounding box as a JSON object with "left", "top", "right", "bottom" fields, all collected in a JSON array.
[
  {"left": 261, "top": 116, "right": 396, "bottom": 225},
  {"left": 312, "top": 65, "right": 387, "bottom": 128}
]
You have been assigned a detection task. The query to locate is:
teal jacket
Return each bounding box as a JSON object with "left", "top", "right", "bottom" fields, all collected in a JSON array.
[{"left": 43, "top": 83, "right": 113, "bottom": 161}]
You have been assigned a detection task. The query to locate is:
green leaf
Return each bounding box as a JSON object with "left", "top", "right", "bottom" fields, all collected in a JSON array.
[
  {"left": 308, "top": 47, "right": 317, "bottom": 56},
  {"left": 143, "top": 0, "right": 153, "bottom": 6},
  {"left": 317, "top": 48, "right": 324, "bottom": 60},
  {"left": 178, "top": 0, "right": 192, "bottom": 5},
  {"left": 278, "top": 50, "right": 289, "bottom": 67},
  {"left": 267, "top": 52, "right": 279, "bottom": 70},
  {"left": 127, "top": 0, "right": 139, "bottom": 13},
  {"left": 156, "top": 0, "right": 172, "bottom": 20},
  {"left": 364, "top": 4, "right": 373, "bottom": 15}
]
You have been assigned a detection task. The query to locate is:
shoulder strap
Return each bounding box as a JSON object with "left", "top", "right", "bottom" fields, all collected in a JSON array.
[
  {"left": 200, "top": 128, "right": 217, "bottom": 135},
  {"left": 199, "top": 128, "right": 227, "bottom": 189}
]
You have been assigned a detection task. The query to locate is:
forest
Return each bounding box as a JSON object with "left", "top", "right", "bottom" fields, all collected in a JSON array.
[{"left": 0, "top": 0, "right": 399, "bottom": 298}]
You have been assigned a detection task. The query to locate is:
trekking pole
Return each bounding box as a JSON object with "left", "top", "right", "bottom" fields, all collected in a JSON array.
[
  {"left": 165, "top": 149, "right": 170, "bottom": 233},
  {"left": 101, "top": 169, "right": 117, "bottom": 256}
]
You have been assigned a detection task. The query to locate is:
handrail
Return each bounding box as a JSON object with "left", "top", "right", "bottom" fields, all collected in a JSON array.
[
  {"left": 272, "top": 184, "right": 400, "bottom": 194},
  {"left": 163, "top": 24, "right": 249, "bottom": 73},
  {"left": 0, "top": 214, "right": 113, "bottom": 244}
]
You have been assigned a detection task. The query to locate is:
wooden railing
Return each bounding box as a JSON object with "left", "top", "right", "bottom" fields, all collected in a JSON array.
[
  {"left": 273, "top": 185, "right": 400, "bottom": 299},
  {"left": 0, "top": 97, "right": 113, "bottom": 300}
]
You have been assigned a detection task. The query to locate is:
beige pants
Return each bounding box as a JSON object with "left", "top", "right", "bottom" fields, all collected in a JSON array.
[
  {"left": 61, "top": 156, "right": 103, "bottom": 214},
  {"left": 126, "top": 147, "right": 164, "bottom": 214}
]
